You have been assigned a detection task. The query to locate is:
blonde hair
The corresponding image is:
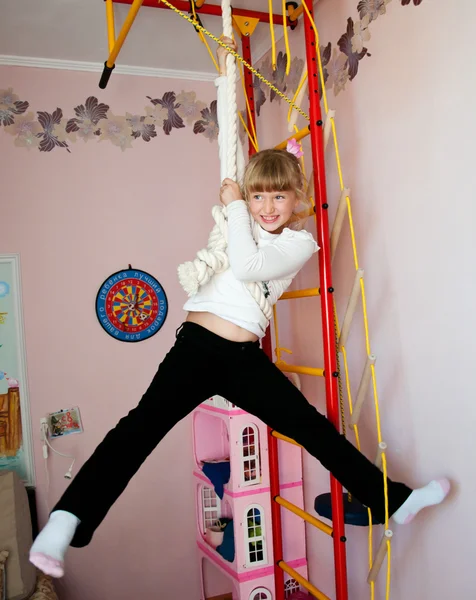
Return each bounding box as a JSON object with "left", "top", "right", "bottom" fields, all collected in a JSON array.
[{"left": 241, "top": 149, "right": 312, "bottom": 231}]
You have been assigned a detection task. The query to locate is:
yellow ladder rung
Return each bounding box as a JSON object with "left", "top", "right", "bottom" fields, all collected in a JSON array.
[
  {"left": 274, "top": 125, "right": 310, "bottom": 150},
  {"left": 279, "top": 287, "right": 320, "bottom": 300},
  {"left": 278, "top": 560, "right": 331, "bottom": 600},
  {"left": 275, "top": 495, "right": 333, "bottom": 536},
  {"left": 276, "top": 360, "right": 324, "bottom": 377},
  {"left": 271, "top": 430, "right": 302, "bottom": 448}
]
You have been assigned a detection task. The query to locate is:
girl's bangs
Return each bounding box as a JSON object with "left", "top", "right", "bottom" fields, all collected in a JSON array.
[{"left": 245, "top": 159, "right": 297, "bottom": 193}]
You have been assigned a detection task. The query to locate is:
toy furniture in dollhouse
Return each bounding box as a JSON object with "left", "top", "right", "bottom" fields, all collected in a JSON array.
[
  {"left": 0, "top": 386, "right": 22, "bottom": 456},
  {"left": 193, "top": 395, "right": 310, "bottom": 600}
]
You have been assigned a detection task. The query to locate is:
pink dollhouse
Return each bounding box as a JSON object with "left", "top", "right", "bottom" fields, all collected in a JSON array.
[{"left": 193, "top": 394, "right": 309, "bottom": 600}]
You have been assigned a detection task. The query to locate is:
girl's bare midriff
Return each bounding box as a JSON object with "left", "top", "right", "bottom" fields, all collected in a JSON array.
[{"left": 186, "top": 311, "right": 259, "bottom": 343}]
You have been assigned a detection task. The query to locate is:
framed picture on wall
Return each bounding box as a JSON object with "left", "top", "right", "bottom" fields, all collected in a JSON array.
[{"left": 0, "top": 254, "right": 35, "bottom": 487}]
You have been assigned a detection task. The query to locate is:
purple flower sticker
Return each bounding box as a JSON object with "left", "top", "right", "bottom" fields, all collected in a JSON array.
[
  {"left": 147, "top": 92, "right": 185, "bottom": 135},
  {"left": 193, "top": 100, "right": 218, "bottom": 141},
  {"left": 338, "top": 18, "right": 368, "bottom": 81},
  {"left": 36, "top": 108, "right": 70, "bottom": 152}
]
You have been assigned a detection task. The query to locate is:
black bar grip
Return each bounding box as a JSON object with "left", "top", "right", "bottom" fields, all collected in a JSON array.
[{"left": 99, "top": 62, "right": 115, "bottom": 89}]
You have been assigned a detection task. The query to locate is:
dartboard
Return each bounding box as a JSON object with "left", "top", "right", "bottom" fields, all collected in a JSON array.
[{"left": 95, "top": 268, "right": 168, "bottom": 342}]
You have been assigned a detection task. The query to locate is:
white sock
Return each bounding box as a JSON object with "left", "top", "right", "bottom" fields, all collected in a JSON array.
[
  {"left": 29, "top": 510, "right": 80, "bottom": 578},
  {"left": 392, "top": 478, "right": 450, "bottom": 525}
]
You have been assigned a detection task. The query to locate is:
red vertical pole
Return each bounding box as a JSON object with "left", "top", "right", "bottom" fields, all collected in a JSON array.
[
  {"left": 263, "top": 331, "right": 285, "bottom": 600},
  {"left": 241, "top": 34, "right": 257, "bottom": 158},
  {"left": 242, "top": 31, "right": 285, "bottom": 600},
  {"left": 302, "top": 1, "right": 348, "bottom": 599}
]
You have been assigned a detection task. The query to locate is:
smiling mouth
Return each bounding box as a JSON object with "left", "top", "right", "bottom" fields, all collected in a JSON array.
[{"left": 261, "top": 215, "right": 279, "bottom": 224}]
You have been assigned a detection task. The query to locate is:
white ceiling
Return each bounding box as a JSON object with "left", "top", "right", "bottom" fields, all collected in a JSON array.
[{"left": 0, "top": 0, "right": 290, "bottom": 76}]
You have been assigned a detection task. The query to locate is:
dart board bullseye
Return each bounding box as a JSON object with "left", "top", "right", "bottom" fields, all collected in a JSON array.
[{"left": 95, "top": 268, "right": 168, "bottom": 342}]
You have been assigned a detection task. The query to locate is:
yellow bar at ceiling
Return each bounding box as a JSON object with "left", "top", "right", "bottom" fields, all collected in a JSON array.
[
  {"left": 278, "top": 560, "right": 332, "bottom": 600},
  {"left": 275, "top": 125, "right": 310, "bottom": 150},
  {"left": 279, "top": 287, "right": 320, "bottom": 300},
  {"left": 271, "top": 430, "right": 302, "bottom": 448},
  {"left": 275, "top": 496, "right": 333, "bottom": 536},
  {"left": 106, "top": 0, "right": 144, "bottom": 68},
  {"left": 105, "top": 0, "right": 116, "bottom": 53},
  {"left": 276, "top": 360, "right": 324, "bottom": 377}
]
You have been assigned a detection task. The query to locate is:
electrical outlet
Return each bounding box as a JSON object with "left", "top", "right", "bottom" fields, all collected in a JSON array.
[{"left": 40, "top": 417, "right": 48, "bottom": 441}]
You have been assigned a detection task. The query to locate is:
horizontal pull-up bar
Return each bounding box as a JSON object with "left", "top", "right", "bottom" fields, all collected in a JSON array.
[
  {"left": 270, "top": 430, "right": 302, "bottom": 448},
  {"left": 279, "top": 287, "right": 320, "bottom": 300},
  {"left": 112, "top": 0, "right": 287, "bottom": 25},
  {"left": 275, "top": 495, "right": 333, "bottom": 536},
  {"left": 276, "top": 360, "right": 324, "bottom": 377},
  {"left": 274, "top": 125, "right": 311, "bottom": 150},
  {"left": 278, "top": 560, "right": 331, "bottom": 600}
]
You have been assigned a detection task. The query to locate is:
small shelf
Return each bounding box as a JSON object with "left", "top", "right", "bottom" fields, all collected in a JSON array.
[{"left": 193, "top": 411, "right": 230, "bottom": 468}]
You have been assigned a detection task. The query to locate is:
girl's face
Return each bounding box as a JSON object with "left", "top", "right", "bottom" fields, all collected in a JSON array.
[{"left": 248, "top": 190, "right": 299, "bottom": 233}]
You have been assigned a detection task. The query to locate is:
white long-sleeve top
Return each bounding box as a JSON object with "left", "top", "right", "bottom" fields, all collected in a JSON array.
[{"left": 182, "top": 77, "right": 319, "bottom": 337}]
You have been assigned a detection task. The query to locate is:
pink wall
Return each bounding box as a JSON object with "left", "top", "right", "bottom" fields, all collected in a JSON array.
[
  {"left": 2, "top": 0, "right": 474, "bottom": 596},
  {"left": 0, "top": 65, "right": 220, "bottom": 599},
  {"left": 257, "top": 1, "right": 475, "bottom": 598}
]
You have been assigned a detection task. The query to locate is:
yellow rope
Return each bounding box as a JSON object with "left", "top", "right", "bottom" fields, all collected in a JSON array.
[
  {"left": 302, "top": 3, "right": 392, "bottom": 596},
  {"left": 157, "top": 0, "right": 310, "bottom": 120},
  {"left": 238, "top": 62, "right": 259, "bottom": 151},
  {"left": 288, "top": 68, "right": 307, "bottom": 123},
  {"left": 292, "top": 124, "right": 308, "bottom": 185},
  {"left": 268, "top": 0, "right": 277, "bottom": 70},
  {"left": 238, "top": 111, "right": 259, "bottom": 153},
  {"left": 189, "top": 0, "right": 220, "bottom": 72},
  {"left": 200, "top": 31, "right": 220, "bottom": 71},
  {"left": 333, "top": 303, "right": 347, "bottom": 439},
  {"left": 282, "top": 0, "right": 291, "bottom": 75},
  {"left": 188, "top": 3, "right": 259, "bottom": 154}
]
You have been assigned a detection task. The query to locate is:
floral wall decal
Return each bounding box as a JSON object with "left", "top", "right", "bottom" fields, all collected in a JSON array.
[
  {"left": 146, "top": 91, "right": 185, "bottom": 135},
  {"left": 193, "top": 99, "right": 219, "bottom": 140},
  {"left": 254, "top": 0, "right": 423, "bottom": 100},
  {"left": 0, "top": 87, "right": 218, "bottom": 152},
  {"left": 253, "top": 53, "right": 305, "bottom": 116},
  {"left": 0, "top": 0, "right": 424, "bottom": 152}
]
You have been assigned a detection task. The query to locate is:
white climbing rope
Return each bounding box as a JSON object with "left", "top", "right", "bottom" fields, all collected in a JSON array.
[
  {"left": 221, "top": 0, "right": 237, "bottom": 182},
  {"left": 177, "top": 0, "right": 272, "bottom": 321}
]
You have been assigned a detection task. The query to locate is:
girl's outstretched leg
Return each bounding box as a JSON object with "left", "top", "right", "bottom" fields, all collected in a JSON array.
[
  {"left": 30, "top": 328, "right": 218, "bottom": 577},
  {"left": 223, "top": 346, "right": 449, "bottom": 523}
]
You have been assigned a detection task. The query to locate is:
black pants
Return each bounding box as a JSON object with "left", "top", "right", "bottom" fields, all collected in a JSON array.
[{"left": 54, "top": 322, "right": 411, "bottom": 547}]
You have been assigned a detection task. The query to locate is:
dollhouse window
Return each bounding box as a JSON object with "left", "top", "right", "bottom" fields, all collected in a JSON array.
[
  {"left": 201, "top": 486, "right": 221, "bottom": 534},
  {"left": 245, "top": 505, "right": 267, "bottom": 567},
  {"left": 241, "top": 425, "right": 260, "bottom": 486},
  {"left": 249, "top": 588, "right": 272, "bottom": 600},
  {"left": 284, "top": 578, "right": 300, "bottom": 597}
]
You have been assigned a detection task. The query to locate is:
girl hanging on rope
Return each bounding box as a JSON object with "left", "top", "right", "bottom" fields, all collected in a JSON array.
[{"left": 30, "top": 37, "right": 450, "bottom": 579}]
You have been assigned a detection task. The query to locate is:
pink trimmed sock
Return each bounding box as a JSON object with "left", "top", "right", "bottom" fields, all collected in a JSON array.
[
  {"left": 29, "top": 510, "right": 80, "bottom": 578},
  {"left": 392, "top": 479, "right": 450, "bottom": 525}
]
